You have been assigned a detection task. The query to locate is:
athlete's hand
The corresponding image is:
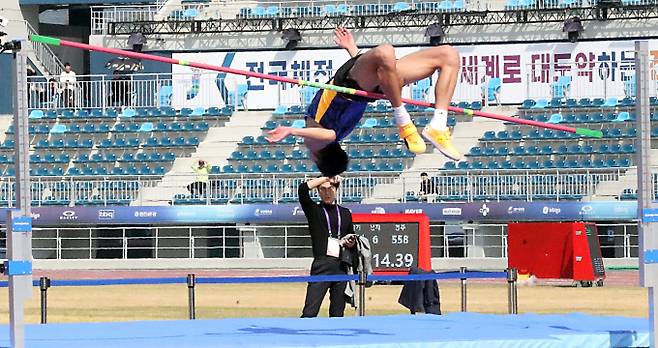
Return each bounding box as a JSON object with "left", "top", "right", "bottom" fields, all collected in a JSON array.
[
  {"left": 334, "top": 27, "right": 356, "bottom": 52},
  {"left": 266, "top": 126, "right": 293, "bottom": 143}
]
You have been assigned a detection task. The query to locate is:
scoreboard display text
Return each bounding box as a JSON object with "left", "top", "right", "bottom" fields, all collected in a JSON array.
[{"left": 352, "top": 213, "right": 431, "bottom": 274}]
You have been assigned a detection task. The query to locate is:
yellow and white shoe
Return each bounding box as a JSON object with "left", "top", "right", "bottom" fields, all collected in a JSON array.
[
  {"left": 422, "top": 126, "right": 463, "bottom": 161},
  {"left": 398, "top": 123, "right": 426, "bottom": 154}
]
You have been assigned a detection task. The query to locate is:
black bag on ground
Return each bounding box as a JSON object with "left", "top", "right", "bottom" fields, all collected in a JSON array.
[{"left": 398, "top": 266, "right": 441, "bottom": 315}]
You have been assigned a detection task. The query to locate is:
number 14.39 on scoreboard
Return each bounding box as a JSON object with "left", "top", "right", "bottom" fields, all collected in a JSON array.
[{"left": 352, "top": 214, "right": 431, "bottom": 274}]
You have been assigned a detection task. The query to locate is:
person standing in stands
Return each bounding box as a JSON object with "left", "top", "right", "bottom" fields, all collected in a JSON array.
[
  {"left": 187, "top": 159, "right": 211, "bottom": 196},
  {"left": 59, "top": 62, "right": 77, "bottom": 108},
  {"left": 418, "top": 172, "right": 436, "bottom": 202},
  {"left": 298, "top": 176, "right": 356, "bottom": 318}
]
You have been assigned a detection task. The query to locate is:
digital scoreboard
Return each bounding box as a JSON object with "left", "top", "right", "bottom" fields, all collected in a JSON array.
[{"left": 352, "top": 213, "right": 431, "bottom": 274}]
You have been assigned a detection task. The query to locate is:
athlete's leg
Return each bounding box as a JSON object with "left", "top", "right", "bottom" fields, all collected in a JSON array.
[
  {"left": 348, "top": 45, "right": 426, "bottom": 154},
  {"left": 395, "top": 45, "right": 462, "bottom": 161},
  {"left": 395, "top": 45, "right": 460, "bottom": 113},
  {"left": 349, "top": 44, "right": 403, "bottom": 107}
]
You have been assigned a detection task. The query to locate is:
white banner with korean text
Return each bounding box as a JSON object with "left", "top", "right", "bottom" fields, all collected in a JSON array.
[{"left": 172, "top": 39, "right": 658, "bottom": 109}]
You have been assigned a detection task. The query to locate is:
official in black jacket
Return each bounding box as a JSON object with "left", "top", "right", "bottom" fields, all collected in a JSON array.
[{"left": 299, "top": 176, "right": 356, "bottom": 318}]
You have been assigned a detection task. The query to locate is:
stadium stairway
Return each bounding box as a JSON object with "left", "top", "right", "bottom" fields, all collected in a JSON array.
[
  {"left": 363, "top": 106, "right": 512, "bottom": 203},
  {"left": 138, "top": 110, "right": 272, "bottom": 205},
  {"left": 587, "top": 149, "right": 658, "bottom": 201},
  {"left": 0, "top": 116, "right": 12, "bottom": 143}
]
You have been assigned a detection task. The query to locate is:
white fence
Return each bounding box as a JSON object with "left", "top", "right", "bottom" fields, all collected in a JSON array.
[
  {"left": 25, "top": 21, "right": 64, "bottom": 77},
  {"left": 18, "top": 222, "right": 637, "bottom": 260},
  {"left": 524, "top": 61, "right": 658, "bottom": 101},
  {"left": 43, "top": 56, "right": 658, "bottom": 109},
  {"left": 26, "top": 69, "right": 486, "bottom": 111},
  {"left": 89, "top": 0, "right": 629, "bottom": 35},
  {"left": 0, "top": 169, "right": 631, "bottom": 207}
]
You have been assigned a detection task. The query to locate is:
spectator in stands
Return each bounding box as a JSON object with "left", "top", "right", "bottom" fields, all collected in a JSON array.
[
  {"left": 59, "top": 62, "right": 77, "bottom": 108},
  {"left": 44, "top": 78, "right": 61, "bottom": 108},
  {"left": 267, "top": 27, "right": 462, "bottom": 177},
  {"left": 187, "top": 159, "right": 211, "bottom": 196},
  {"left": 110, "top": 71, "right": 132, "bottom": 107},
  {"left": 298, "top": 175, "right": 356, "bottom": 318},
  {"left": 418, "top": 172, "right": 436, "bottom": 202},
  {"left": 26, "top": 65, "right": 38, "bottom": 108}
]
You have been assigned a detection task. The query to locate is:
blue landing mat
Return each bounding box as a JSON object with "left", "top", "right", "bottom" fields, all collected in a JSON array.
[{"left": 0, "top": 313, "right": 649, "bottom": 348}]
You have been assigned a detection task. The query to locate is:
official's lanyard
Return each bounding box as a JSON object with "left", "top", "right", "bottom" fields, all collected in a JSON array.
[{"left": 322, "top": 206, "right": 341, "bottom": 238}]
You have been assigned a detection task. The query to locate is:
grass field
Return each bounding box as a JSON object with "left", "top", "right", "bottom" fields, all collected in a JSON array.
[{"left": 0, "top": 283, "right": 647, "bottom": 324}]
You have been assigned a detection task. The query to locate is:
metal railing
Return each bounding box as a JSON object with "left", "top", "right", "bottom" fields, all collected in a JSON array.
[
  {"left": 90, "top": 0, "right": 656, "bottom": 34},
  {"left": 26, "top": 69, "right": 485, "bottom": 112},
  {"left": 27, "top": 72, "right": 234, "bottom": 111},
  {"left": 525, "top": 61, "right": 658, "bottom": 101},
  {"left": 26, "top": 63, "right": 658, "bottom": 111},
  {"left": 24, "top": 21, "right": 64, "bottom": 77},
  {"left": 91, "top": 5, "right": 161, "bottom": 35},
  {"left": 11, "top": 222, "right": 638, "bottom": 260},
  {"left": 0, "top": 168, "right": 632, "bottom": 207},
  {"left": 90, "top": 0, "right": 475, "bottom": 34}
]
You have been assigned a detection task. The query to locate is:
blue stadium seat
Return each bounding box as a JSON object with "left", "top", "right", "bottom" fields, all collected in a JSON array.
[
  {"left": 621, "top": 97, "right": 634, "bottom": 107},
  {"left": 578, "top": 98, "right": 592, "bottom": 107},
  {"left": 361, "top": 149, "right": 375, "bottom": 158},
  {"left": 222, "top": 165, "right": 235, "bottom": 174},
  {"left": 613, "top": 111, "right": 630, "bottom": 122},
  {"left": 485, "top": 161, "right": 500, "bottom": 170},
  {"left": 579, "top": 159, "right": 592, "bottom": 168},
  {"left": 493, "top": 146, "right": 508, "bottom": 156},
  {"left": 602, "top": 97, "right": 619, "bottom": 108},
  {"left": 530, "top": 99, "right": 548, "bottom": 109},
  {"left": 66, "top": 167, "right": 81, "bottom": 176},
  {"left": 158, "top": 137, "right": 172, "bottom": 147},
  {"left": 542, "top": 160, "right": 555, "bottom": 168},
  {"left": 468, "top": 146, "right": 482, "bottom": 156},
  {"left": 548, "top": 98, "right": 562, "bottom": 108},
  {"left": 120, "top": 153, "right": 135, "bottom": 162},
  {"left": 139, "top": 122, "right": 154, "bottom": 132},
  {"left": 50, "top": 124, "right": 67, "bottom": 134},
  {"left": 479, "top": 131, "right": 494, "bottom": 141},
  {"left": 136, "top": 153, "right": 149, "bottom": 162},
  {"left": 592, "top": 98, "right": 605, "bottom": 107},
  {"left": 29, "top": 110, "right": 44, "bottom": 119},
  {"left": 482, "top": 147, "right": 496, "bottom": 156},
  {"left": 564, "top": 98, "right": 577, "bottom": 108},
  {"left": 520, "top": 99, "right": 535, "bottom": 109},
  {"left": 526, "top": 145, "right": 540, "bottom": 155},
  {"left": 548, "top": 113, "right": 562, "bottom": 123},
  {"left": 43, "top": 153, "right": 56, "bottom": 163},
  {"left": 622, "top": 144, "right": 635, "bottom": 153},
  {"left": 295, "top": 163, "right": 309, "bottom": 172}
]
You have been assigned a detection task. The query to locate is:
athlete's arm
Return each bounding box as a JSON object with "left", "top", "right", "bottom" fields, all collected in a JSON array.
[
  {"left": 266, "top": 126, "right": 337, "bottom": 143},
  {"left": 334, "top": 27, "right": 359, "bottom": 58}
]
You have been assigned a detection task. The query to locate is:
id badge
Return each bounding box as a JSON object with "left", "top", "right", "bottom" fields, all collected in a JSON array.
[{"left": 326, "top": 237, "right": 340, "bottom": 257}]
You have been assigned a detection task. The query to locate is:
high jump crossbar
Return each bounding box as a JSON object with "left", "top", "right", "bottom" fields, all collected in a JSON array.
[{"left": 30, "top": 35, "right": 602, "bottom": 138}]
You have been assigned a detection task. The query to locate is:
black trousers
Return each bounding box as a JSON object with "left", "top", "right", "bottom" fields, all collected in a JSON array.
[
  {"left": 301, "top": 257, "right": 347, "bottom": 318},
  {"left": 187, "top": 181, "right": 207, "bottom": 196}
]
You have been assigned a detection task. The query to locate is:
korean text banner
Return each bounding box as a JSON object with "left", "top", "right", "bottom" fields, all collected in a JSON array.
[{"left": 172, "top": 39, "right": 658, "bottom": 108}]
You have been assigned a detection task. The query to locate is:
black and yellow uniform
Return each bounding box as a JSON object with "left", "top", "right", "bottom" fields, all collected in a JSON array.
[{"left": 305, "top": 55, "right": 380, "bottom": 141}]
